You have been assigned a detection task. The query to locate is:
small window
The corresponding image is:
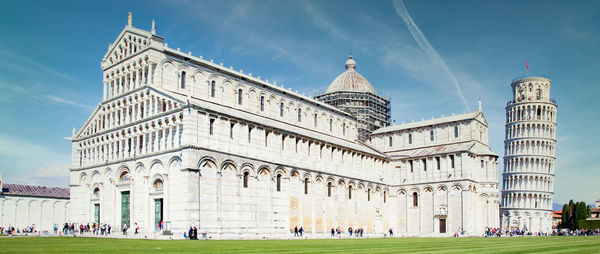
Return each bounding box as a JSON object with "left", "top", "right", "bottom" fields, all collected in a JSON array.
[
  {"left": 237, "top": 89, "right": 243, "bottom": 105},
  {"left": 389, "top": 136, "right": 393, "bottom": 147},
  {"left": 314, "top": 114, "right": 317, "bottom": 127},
  {"left": 342, "top": 123, "right": 346, "bottom": 136},
  {"left": 209, "top": 118, "right": 215, "bottom": 135},
  {"left": 93, "top": 187, "right": 100, "bottom": 197},
  {"left": 481, "top": 160, "right": 484, "bottom": 168},
  {"left": 454, "top": 126, "right": 459, "bottom": 138},
  {"left": 430, "top": 130, "right": 435, "bottom": 141},
  {"left": 276, "top": 174, "right": 282, "bottom": 192},
  {"left": 280, "top": 103, "right": 284, "bottom": 117},
  {"left": 329, "top": 119, "right": 333, "bottom": 132},
  {"left": 327, "top": 182, "right": 332, "bottom": 197},
  {"left": 153, "top": 179, "right": 163, "bottom": 191},
  {"left": 409, "top": 160, "right": 414, "bottom": 172},
  {"left": 265, "top": 131, "right": 269, "bottom": 147},
  {"left": 230, "top": 122, "right": 235, "bottom": 139},
  {"left": 368, "top": 189, "right": 371, "bottom": 201},
  {"left": 422, "top": 158, "right": 427, "bottom": 171},
  {"left": 436, "top": 157, "right": 441, "bottom": 170},
  {"left": 298, "top": 108, "right": 302, "bottom": 122},
  {"left": 348, "top": 186, "right": 352, "bottom": 200},
  {"left": 248, "top": 126, "right": 253, "bottom": 143},
  {"left": 260, "top": 96, "right": 265, "bottom": 111},
  {"left": 243, "top": 172, "right": 249, "bottom": 188},
  {"left": 119, "top": 171, "right": 130, "bottom": 182},
  {"left": 210, "top": 81, "right": 216, "bottom": 97},
  {"left": 180, "top": 71, "right": 186, "bottom": 89},
  {"left": 304, "top": 178, "right": 309, "bottom": 195},
  {"left": 412, "top": 192, "right": 418, "bottom": 207},
  {"left": 450, "top": 155, "right": 455, "bottom": 168},
  {"left": 384, "top": 191, "right": 387, "bottom": 203},
  {"left": 408, "top": 133, "right": 413, "bottom": 144}
]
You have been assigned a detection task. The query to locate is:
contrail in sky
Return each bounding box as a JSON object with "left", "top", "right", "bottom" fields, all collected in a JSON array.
[{"left": 392, "top": 0, "right": 470, "bottom": 110}]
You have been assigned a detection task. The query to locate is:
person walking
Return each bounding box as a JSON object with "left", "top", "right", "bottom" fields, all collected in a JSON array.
[
  {"left": 188, "top": 226, "right": 194, "bottom": 240},
  {"left": 331, "top": 228, "right": 335, "bottom": 237},
  {"left": 193, "top": 226, "right": 198, "bottom": 240},
  {"left": 135, "top": 223, "right": 139, "bottom": 234},
  {"left": 299, "top": 226, "right": 304, "bottom": 237},
  {"left": 122, "top": 223, "right": 127, "bottom": 235},
  {"left": 294, "top": 226, "right": 299, "bottom": 237}
]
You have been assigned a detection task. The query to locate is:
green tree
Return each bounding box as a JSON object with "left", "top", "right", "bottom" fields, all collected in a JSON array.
[
  {"left": 577, "top": 202, "right": 587, "bottom": 228},
  {"left": 560, "top": 204, "right": 571, "bottom": 228},
  {"left": 562, "top": 204, "right": 571, "bottom": 229}
]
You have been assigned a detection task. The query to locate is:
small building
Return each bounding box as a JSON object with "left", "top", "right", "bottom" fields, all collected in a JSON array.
[
  {"left": 0, "top": 174, "right": 70, "bottom": 232},
  {"left": 552, "top": 210, "right": 561, "bottom": 229}
]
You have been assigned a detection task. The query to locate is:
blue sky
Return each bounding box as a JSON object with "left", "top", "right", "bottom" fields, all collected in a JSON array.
[{"left": 0, "top": 0, "right": 598, "bottom": 206}]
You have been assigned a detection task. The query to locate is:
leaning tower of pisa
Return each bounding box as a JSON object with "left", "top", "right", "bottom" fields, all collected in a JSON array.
[{"left": 500, "top": 76, "right": 557, "bottom": 233}]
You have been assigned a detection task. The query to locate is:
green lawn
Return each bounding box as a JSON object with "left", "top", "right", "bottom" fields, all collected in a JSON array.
[{"left": 0, "top": 236, "right": 598, "bottom": 253}]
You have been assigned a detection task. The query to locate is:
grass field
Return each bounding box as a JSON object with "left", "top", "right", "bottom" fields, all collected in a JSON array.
[{"left": 0, "top": 236, "right": 598, "bottom": 253}]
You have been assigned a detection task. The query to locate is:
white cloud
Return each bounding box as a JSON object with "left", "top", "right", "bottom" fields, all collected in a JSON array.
[
  {"left": 44, "top": 94, "right": 95, "bottom": 110},
  {"left": 392, "top": 0, "right": 470, "bottom": 111},
  {"left": 0, "top": 135, "right": 71, "bottom": 187}
]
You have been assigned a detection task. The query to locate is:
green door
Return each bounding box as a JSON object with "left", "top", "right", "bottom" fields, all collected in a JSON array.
[
  {"left": 94, "top": 204, "right": 100, "bottom": 224},
  {"left": 121, "top": 191, "right": 130, "bottom": 228},
  {"left": 154, "top": 198, "right": 163, "bottom": 231}
]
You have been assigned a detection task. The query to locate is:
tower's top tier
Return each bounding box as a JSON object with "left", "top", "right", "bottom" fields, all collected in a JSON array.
[{"left": 509, "top": 76, "right": 553, "bottom": 104}]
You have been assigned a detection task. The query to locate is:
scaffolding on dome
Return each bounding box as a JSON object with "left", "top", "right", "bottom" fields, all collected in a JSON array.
[{"left": 315, "top": 90, "right": 391, "bottom": 141}]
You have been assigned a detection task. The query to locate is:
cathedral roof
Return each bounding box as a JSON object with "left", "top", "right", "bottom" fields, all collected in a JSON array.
[
  {"left": 325, "top": 56, "right": 377, "bottom": 95},
  {"left": 1, "top": 183, "right": 70, "bottom": 199}
]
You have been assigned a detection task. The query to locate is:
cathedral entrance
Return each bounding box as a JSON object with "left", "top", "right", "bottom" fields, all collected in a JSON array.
[
  {"left": 94, "top": 204, "right": 100, "bottom": 224},
  {"left": 439, "top": 218, "right": 446, "bottom": 233},
  {"left": 154, "top": 198, "right": 163, "bottom": 231},
  {"left": 121, "top": 191, "right": 130, "bottom": 229}
]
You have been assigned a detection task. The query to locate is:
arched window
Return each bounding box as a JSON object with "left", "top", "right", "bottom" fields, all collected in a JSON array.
[
  {"left": 342, "top": 123, "right": 346, "bottom": 136},
  {"left": 260, "top": 96, "right": 264, "bottom": 111},
  {"left": 210, "top": 81, "right": 215, "bottom": 97},
  {"left": 153, "top": 179, "right": 164, "bottom": 191},
  {"left": 327, "top": 182, "right": 332, "bottom": 197},
  {"left": 313, "top": 114, "right": 317, "bottom": 127},
  {"left": 237, "top": 89, "right": 243, "bottom": 105},
  {"left": 119, "top": 171, "right": 130, "bottom": 182},
  {"left": 280, "top": 103, "right": 284, "bottom": 117},
  {"left": 93, "top": 187, "right": 100, "bottom": 197},
  {"left": 304, "top": 178, "right": 309, "bottom": 194},
  {"left": 389, "top": 136, "right": 393, "bottom": 147},
  {"left": 384, "top": 191, "right": 387, "bottom": 203},
  {"left": 276, "top": 174, "right": 281, "bottom": 192},
  {"left": 413, "top": 192, "right": 418, "bottom": 207},
  {"left": 430, "top": 130, "right": 435, "bottom": 141},
  {"left": 298, "top": 108, "right": 302, "bottom": 122},
  {"left": 454, "top": 126, "right": 459, "bottom": 138},
  {"left": 243, "top": 171, "right": 249, "bottom": 188},
  {"left": 408, "top": 133, "right": 413, "bottom": 144},
  {"left": 329, "top": 119, "right": 333, "bottom": 132},
  {"left": 180, "top": 71, "right": 186, "bottom": 89},
  {"left": 368, "top": 189, "right": 371, "bottom": 201}
]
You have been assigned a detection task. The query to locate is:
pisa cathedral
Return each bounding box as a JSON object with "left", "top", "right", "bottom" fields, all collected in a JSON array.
[{"left": 69, "top": 20, "right": 500, "bottom": 238}]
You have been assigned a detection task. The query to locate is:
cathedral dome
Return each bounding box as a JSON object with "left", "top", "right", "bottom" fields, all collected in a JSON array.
[{"left": 325, "top": 56, "right": 376, "bottom": 94}]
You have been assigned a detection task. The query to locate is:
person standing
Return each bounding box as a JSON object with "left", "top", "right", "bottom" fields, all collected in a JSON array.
[
  {"left": 294, "top": 226, "right": 298, "bottom": 237},
  {"left": 122, "top": 223, "right": 127, "bottom": 235},
  {"left": 299, "top": 226, "right": 304, "bottom": 237},
  {"left": 135, "top": 223, "right": 139, "bottom": 234},
  {"left": 188, "top": 226, "right": 193, "bottom": 240}
]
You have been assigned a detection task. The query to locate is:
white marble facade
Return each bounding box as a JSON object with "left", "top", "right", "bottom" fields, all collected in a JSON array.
[{"left": 69, "top": 21, "right": 500, "bottom": 238}]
